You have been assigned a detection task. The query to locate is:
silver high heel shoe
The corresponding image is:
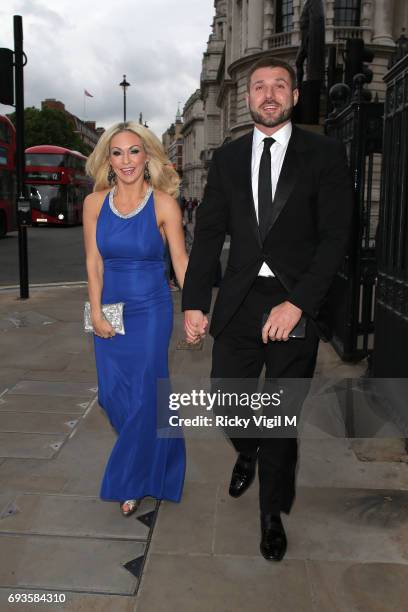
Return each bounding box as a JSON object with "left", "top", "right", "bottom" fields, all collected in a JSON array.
[{"left": 120, "top": 499, "right": 140, "bottom": 517}]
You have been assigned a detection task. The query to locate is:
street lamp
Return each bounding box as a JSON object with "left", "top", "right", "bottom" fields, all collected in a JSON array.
[{"left": 119, "top": 74, "right": 130, "bottom": 122}]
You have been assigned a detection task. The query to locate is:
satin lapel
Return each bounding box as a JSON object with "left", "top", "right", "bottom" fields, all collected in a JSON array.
[
  {"left": 238, "top": 131, "right": 262, "bottom": 247},
  {"left": 267, "top": 132, "right": 302, "bottom": 233}
]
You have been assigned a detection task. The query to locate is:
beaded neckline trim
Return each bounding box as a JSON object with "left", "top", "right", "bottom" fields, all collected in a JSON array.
[{"left": 108, "top": 186, "right": 153, "bottom": 219}]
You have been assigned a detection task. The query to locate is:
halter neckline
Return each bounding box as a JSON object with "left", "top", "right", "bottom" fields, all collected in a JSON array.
[{"left": 108, "top": 186, "right": 153, "bottom": 219}]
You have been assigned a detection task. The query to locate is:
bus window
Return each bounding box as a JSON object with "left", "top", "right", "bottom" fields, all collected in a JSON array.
[
  {"left": 0, "top": 123, "right": 11, "bottom": 143},
  {"left": 0, "top": 146, "right": 7, "bottom": 165},
  {"left": 27, "top": 184, "right": 66, "bottom": 213},
  {"left": 25, "top": 153, "right": 65, "bottom": 167}
]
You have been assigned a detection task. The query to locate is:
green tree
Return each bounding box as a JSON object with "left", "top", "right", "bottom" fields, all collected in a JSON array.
[{"left": 7, "top": 107, "right": 91, "bottom": 155}]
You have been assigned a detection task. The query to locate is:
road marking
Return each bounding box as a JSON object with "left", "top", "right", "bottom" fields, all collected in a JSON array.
[
  {"left": 67, "top": 395, "right": 98, "bottom": 440},
  {"left": 0, "top": 388, "right": 9, "bottom": 400},
  {"left": 83, "top": 394, "right": 98, "bottom": 419}
]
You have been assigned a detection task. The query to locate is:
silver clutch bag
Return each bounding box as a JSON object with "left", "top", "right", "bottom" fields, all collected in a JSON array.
[{"left": 84, "top": 302, "right": 125, "bottom": 335}]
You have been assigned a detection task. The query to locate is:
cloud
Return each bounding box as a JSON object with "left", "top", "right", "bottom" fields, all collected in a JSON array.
[
  {"left": 10, "top": 0, "right": 66, "bottom": 27},
  {"left": 0, "top": 0, "right": 214, "bottom": 137}
]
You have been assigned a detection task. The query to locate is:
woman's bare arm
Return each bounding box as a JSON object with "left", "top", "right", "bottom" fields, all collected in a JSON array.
[
  {"left": 155, "top": 191, "right": 189, "bottom": 289},
  {"left": 83, "top": 190, "right": 115, "bottom": 337}
]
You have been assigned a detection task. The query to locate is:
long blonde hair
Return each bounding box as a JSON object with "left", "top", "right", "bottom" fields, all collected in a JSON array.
[{"left": 86, "top": 121, "right": 180, "bottom": 197}]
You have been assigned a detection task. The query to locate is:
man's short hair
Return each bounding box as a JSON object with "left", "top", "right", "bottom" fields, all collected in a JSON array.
[{"left": 247, "top": 57, "right": 297, "bottom": 91}]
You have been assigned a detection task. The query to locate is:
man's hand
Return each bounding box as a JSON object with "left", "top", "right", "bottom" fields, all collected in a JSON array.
[
  {"left": 184, "top": 310, "right": 208, "bottom": 343},
  {"left": 262, "top": 301, "right": 302, "bottom": 343}
]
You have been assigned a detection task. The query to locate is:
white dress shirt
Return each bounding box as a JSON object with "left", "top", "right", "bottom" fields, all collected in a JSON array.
[{"left": 251, "top": 122, "right": 292, "bottom": 277}]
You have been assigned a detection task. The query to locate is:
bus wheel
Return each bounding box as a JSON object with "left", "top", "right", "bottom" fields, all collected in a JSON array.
[{"left": 0, "top": 212, "right": 7, "bottom": 238}]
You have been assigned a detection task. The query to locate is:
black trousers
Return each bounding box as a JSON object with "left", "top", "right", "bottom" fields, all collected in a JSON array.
[{"left": 211, "top": 277, "right": 319, "bottom": 515}]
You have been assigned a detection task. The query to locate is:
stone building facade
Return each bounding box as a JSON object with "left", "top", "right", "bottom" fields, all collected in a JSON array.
[
  {"left": 184, "top": 0, "right": 408, "bottom": 197},
  {"left": 180, "top": 90, "right": 206, "bottom": 200},
  {"left": 162, "top": 108, "right": 184, "bottom": 179}
]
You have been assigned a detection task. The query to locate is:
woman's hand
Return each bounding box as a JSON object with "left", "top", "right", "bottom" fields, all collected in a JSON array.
[
  {"left": 184, "top": 310, "right": 208, "bottom": 343},
  {"left": 92, "top": 315, "right": 116, "bottom": 339}
]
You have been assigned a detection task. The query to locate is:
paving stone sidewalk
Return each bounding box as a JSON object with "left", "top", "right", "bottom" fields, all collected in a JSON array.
[{"left": 0, "top": 285, "right": 407, "bottom": 612}]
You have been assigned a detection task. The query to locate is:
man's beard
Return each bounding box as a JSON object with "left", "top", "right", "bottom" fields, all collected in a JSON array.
[{"left": 249, "top": 102, "right": 293, "bottom": 128}]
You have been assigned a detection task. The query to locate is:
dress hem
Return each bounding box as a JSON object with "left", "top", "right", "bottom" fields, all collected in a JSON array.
[{"left": 100, "top": 492, "right": 183, "bottom": 503}]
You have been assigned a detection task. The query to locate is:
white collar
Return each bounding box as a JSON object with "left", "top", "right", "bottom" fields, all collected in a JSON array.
[{"left": 253, "top": 122, "right": 292, "bottom": 149}]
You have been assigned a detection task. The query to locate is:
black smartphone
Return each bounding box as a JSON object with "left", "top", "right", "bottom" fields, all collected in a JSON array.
[{"left": 261, "top": 313, "right": 307, "bottom": 339}]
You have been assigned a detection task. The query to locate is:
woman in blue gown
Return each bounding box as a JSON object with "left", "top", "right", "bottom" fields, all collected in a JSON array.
[{"left": 83, "top": 122, "right": 187, "bottom": 516}]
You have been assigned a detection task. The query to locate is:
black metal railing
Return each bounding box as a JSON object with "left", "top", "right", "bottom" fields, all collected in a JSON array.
[
  {"left": 372, "top": 51, "right": 408, "bottom": 376},
  {"left": 325, "top": 93, "right": 383, "bottom": 361}
]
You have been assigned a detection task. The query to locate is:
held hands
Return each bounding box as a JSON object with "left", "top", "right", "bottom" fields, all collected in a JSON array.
[
  {"left": 262, "top": 301, "right": 302, "bottom": 343},
  {"left": 92, "top": 315, "right": 116, "bottom": 339},
  {"left": 184, "top": 310, "right": 208, "bottom": 344}
]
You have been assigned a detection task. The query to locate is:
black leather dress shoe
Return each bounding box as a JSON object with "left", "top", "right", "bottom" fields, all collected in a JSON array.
[
  {"left": 260, "top": 514, "right": 287, "bottom": 562},
  {"left": 229, "top": 453, "right": 257, "bottom": 498}
]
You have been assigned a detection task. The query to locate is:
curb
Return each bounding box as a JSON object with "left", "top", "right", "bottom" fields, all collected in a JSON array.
[{"left": 0, "top": 281, "right": 88, "bottom": 293}]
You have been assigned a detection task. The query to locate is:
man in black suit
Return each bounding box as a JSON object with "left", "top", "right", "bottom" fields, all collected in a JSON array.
[{"left": 182, "top": 57, "right": 353, "bottom": 561}]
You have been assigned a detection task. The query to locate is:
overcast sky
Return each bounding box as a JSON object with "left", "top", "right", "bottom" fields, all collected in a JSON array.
[{"left": 0, "top": 0, "right": 214, "bottom": 137}]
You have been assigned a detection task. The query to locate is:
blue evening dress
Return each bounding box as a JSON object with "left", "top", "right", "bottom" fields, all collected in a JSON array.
[{"left": 93, "top": 186, "right": 185, "bottom": 503}]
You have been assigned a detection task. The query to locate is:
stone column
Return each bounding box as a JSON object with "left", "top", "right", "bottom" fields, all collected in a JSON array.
[
  {"left": 247, "top": 0, "right": 263, "bottom": 53},
  {"left": 231, "top": 0, "right": 241, "bottom": 63},
  {"left": 263, "top": 0, "right": 274, "bottom": 49},
  {"left": 225, "top": 1, "right": 233, "bottom": 65},
  {"left": 372, "top": 0, "right": 395, "bottom": 46},
  {"left": 292, "top": 0, "right": 303, "bottom": 46},
  {"left": 361, "top": 0, "right": 373, "bottom": 28},
  {"left": 241, "top": 0, "right": 248, "bottom": 55},
  {"left": 325, "top": 0, "right": 335, "bottom": 43}
]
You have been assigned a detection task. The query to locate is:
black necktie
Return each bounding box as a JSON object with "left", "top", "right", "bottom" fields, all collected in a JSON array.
[{"left": 258, "top": 137, "right": 275, "bottom": 242}]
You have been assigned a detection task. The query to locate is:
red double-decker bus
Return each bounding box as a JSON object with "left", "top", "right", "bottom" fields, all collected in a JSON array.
[
  {"left": 0, "top": 115, "right": 17, "bottom": 237},
  {"left": 25, "top": 145, "right": 93, "bottom": 225}
]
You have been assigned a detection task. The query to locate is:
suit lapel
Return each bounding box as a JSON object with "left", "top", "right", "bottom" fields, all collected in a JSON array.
[
  {"left": 267, "top": 126, "right": 303, "bottom": 234},
  {"left": 233, "top": 125, "right": 307, "bottom": 244}
]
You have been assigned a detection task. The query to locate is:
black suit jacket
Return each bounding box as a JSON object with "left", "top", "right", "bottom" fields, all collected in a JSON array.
[{"left": 182, "top": 125, "right": 354, "bottom": 339}]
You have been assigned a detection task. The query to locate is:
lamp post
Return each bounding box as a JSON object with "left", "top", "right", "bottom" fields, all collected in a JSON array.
[{"left": 119, "top": 74, "right": 130, "bottom": 122}]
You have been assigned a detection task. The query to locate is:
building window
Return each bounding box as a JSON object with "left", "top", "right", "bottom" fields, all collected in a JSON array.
[
  {"left": 334, "top": 0, "right": 361, "bottom": 27},
  {"left": 276, "top": 0, "right": 293, "bottom": 33}
]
